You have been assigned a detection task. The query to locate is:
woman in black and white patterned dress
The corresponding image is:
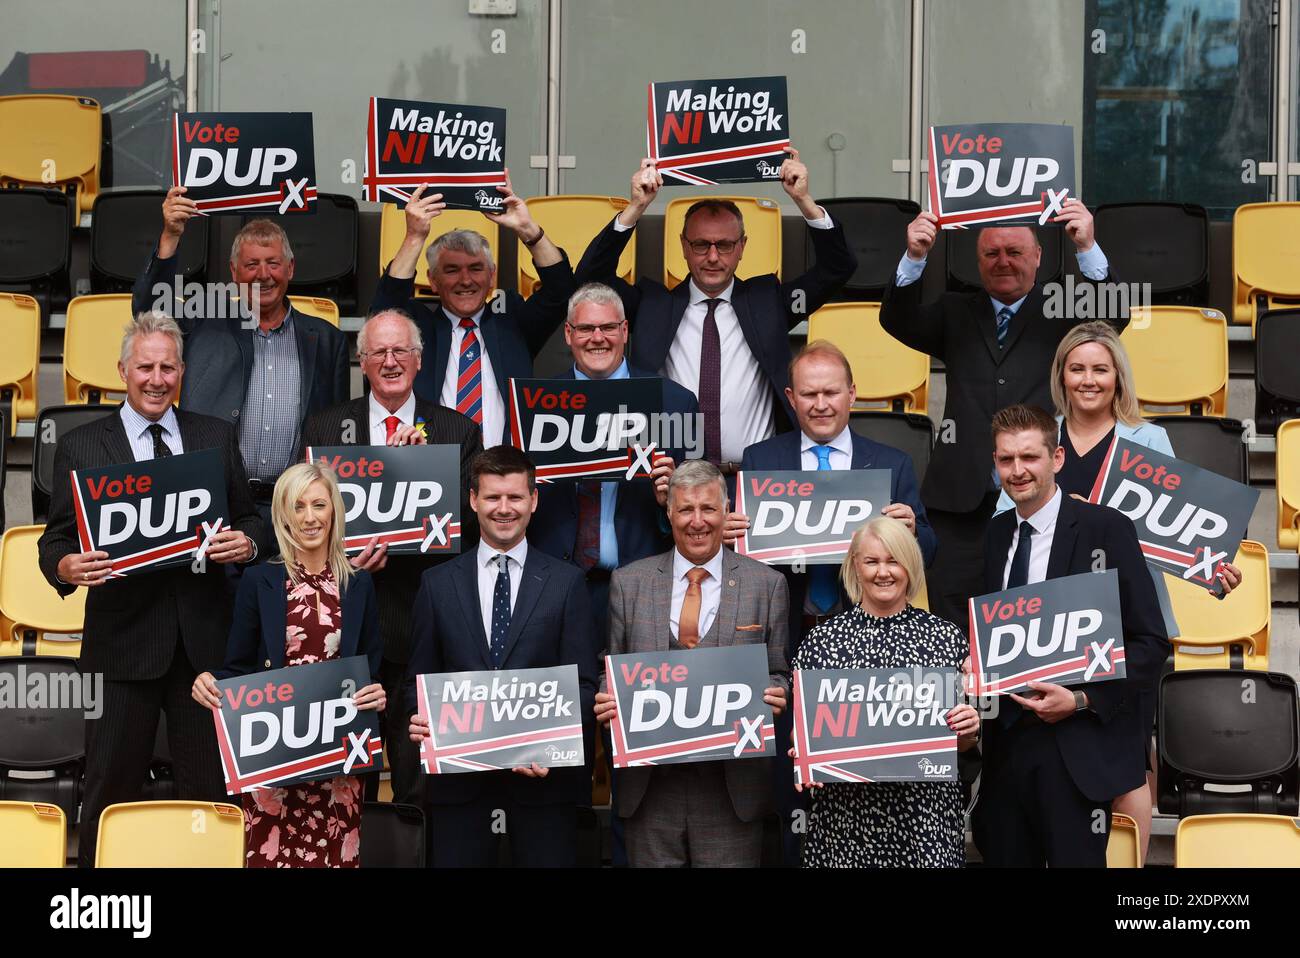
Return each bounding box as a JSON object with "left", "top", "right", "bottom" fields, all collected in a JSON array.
[{"left": 792, "top": 516, "right": 980, "bottom": 868}]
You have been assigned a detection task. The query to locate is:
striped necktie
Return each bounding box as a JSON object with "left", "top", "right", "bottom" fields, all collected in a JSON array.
[
  {"left": 456, "top": 318, "right": 484, "bottom": 424},
  {"left": 996, "top": 306, "right": 1014, "bottom": 346}
]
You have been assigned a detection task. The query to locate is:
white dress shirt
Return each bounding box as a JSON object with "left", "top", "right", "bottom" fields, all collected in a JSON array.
[
  {"left": 477, "top": 538, "right": 528, "bottom": 647},
  {"left": 440, "top": 305, "right": 504, "bottom": 448},
  {"left": 669, "top": 547, "right": 725, "bottom": 642},
  {"left": 799, "top": 425, "right": 853, "bottom": 471},
  {"left": 367, "top": 392, "right": 416, "bottom": 445},
  {"left": 120, "top": 402, "right": 183, "bottom": 460},
  {"left": 1002, "top": 486, "right": 1063, "bottom": 589}
]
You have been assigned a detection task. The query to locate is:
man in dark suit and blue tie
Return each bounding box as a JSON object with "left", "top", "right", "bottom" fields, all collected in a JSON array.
[
  {"left": 973, "top": 404, "right": 1166, "bottom": 867},
  {"left": 734, "top": 339, "right": 936, "bottom": 864},
  {"left": 406, "top": 446, "right": 599, "bottom": 867}
]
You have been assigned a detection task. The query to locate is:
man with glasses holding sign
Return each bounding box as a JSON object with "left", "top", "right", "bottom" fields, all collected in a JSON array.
[
  {"left": 39, "top": 312, "right": 267, "bottom": 867},
  {"left": 973, "top": 404, "right": 1165, "bottom": 867},
  {"left": 575, "top": 148, "right": 857, "bottom": 488},
  {"left": 300, "top": 308, "right": 482, "bottom": 807}
]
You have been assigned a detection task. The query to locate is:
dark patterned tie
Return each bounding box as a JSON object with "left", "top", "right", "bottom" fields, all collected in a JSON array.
[
  {"left": 489, "top": 554, "right": 511, "bottom": 668},
  {"left": 996, "top": 306, "right": 1014, "bottom": 346},
  {"left": 1006, "top": 521, "right": 1034, "bottom": 589},
  {"left": 699, "top": 298, "right": 723, "bottom": 464},
  {"left": 574, "top": 480, "right": 602, "bottom": 572},
  {"left": 147, "top": 423, "right": 172, "bottom": 459}
]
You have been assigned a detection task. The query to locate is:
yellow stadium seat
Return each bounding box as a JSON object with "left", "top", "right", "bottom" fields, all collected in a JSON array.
[
  {"left": 96, "top": 801, "right": 245, "bottom": 867},
  {"left": 1166, "top": 540, "right": 1269, "bottom": 671},
  {"left": 288, "top": 295, "right": 339, "bottom": 327},
  {"left": 663, "top": 196, "right": 782, "bottom": 289},
  {"left": 0, "top": 293, "right": 40, "bottom": 436},
  {"left": 808, "top": 302, "right": 929, "bottom": 413},
  {"left": 1232, "top": 202, "right": 1300, "bottom": 331},
  {"left": 0, "top": 525, "right": 84, "bottom": 659},
  {"left": 519, "top": 195, "right": 632, "bottom": 297},
  {"left": 0, "top": 801, "right": 66, "bottom": 867},
  {"left": 63, "top": 294, "right": 133, "bottom": 404},
  {"left": 1176, "top": 813, "right": 1300, "bottom": 867},
  {"left": 378, "top": 203, "right": 499, "bottom": 296},
  {"left": 1107, "top": 813, "right": 1143, "bottom": 868},
  {"left": 0, "top": 94, "right": 102, "bottom": 216},
  {"left": 1121, "top": 306, "right": 1228, "bottom": 417},
  {"left": 1277, "top": 419, "right": 1300, "bottom": 550}
]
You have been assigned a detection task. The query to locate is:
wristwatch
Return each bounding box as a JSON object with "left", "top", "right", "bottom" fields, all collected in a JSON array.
[{"left": 1072, "top": 690, "right": 1089, "bottom": 712}]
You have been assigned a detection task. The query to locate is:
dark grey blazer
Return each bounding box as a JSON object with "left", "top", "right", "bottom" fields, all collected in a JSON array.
[
  {"left": 37, "top": 408, "right": 268, "bottom": 681},
  {"left": 603, "top": 546, "right": 790, "bottom": 823}
]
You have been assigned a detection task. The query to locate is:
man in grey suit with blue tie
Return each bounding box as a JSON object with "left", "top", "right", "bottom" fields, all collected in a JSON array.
[{"left": 595, "top": 460, "right": 789, "bottom": 867}]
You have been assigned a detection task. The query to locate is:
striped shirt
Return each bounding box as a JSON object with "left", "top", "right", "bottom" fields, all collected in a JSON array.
[
  {"left": 119, "top": 402, "right": 183, "bottom": 460},
  {"left": 238, "top": 310, "right": 303, "bottom": 480}
]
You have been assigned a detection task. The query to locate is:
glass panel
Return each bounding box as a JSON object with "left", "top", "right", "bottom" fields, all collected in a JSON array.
[
  {"left": 1, "top": 1, "right": 187, "bottom": 186},
  {"left": 206, "top": 0, "right": 549, "bottom": 203},
  {"left": 1084, "top": 0, "right": 1273, "bottom": 217},
  {"left": 560, "top": 0, "right": 913, "bottom": 206}
]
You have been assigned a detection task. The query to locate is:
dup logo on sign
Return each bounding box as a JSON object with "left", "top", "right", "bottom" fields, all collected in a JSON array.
[
  {"left": 172, "top": 112, "right": 317, "bottom": 214},
  {"left": 734, "top": 469, "right": 891, "bottom": 565}
]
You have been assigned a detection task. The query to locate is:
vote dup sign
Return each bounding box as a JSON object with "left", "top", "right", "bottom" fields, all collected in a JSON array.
[
  {"left": 791, "top": 668, "right": 960, "bottom": 785},
  {"left": 967, "top": 570, "right": 1125, "bottom": 696},
  {"left": 305, "top": 444, "right": 462, "bottom": 555},
  {"left": 71, "top": 447, "right": 230, "bottom": 576},
  {"left": 646, "top": 75, "right": 790, "bottom": 186},
  {"left": 606, "top": 645, "right": 774, "bottom": 767},
  {"left": 1088, "top": 438, "right": 1259, "bottom": 594},
  {"left": 414, "top": 666, "right": 584, "bottom": 774},
  {"left": 734, "top": 469, "right": 892, "bottom": 565},
  {"left": 926, "top": 122, "right": 1074, "bottom": 227},
  {"left": 172, "top": 112, "right": 316, "bottom": 214},
  {"left": 211, "top": 656, "right": 382, "bottom": 794},
  {"left": 507, "top": 377, "right": 663, "bottom": 481},
  {"left": 363, "top": 97, "right": 507, "bottom": 211}
]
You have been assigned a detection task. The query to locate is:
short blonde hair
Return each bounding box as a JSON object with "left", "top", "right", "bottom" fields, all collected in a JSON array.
[
  {"left": 840, "top": 516, "right": 924, "bottom": 605},
  {"left": 1050, "top": 321, "right": 1142, "bottom": 427},
  {"left": 271, "top": 462, "right": 354, "bottom": 590}
]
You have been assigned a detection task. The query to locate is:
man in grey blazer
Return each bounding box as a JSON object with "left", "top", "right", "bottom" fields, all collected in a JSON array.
[{"left": 595, "top": 459, "right": 789, "bottom": 867}]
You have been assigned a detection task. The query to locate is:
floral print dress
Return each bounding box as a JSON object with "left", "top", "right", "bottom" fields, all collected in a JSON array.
[{"left": 243, "top": 565, "right": 363, "bottom": 868}]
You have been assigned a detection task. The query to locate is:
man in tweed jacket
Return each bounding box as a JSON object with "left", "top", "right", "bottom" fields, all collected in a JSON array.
[{"left": 596, "top": 460, "right": 789, "bottom": 867}]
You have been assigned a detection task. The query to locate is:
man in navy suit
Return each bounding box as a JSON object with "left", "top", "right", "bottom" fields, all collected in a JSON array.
[
  {"left": 371, "top": 176, "right": 575, "bottom": 448},
  {"left": 575, "top": 149, "right": 856, "bottom": 486},
  {"left": 406, "top": 446, "right": 599, "bottom": 867},
  {"left": 528, "top": 283, "right": 701, "bottom": 636},
  {"left": 733, "top": 339, "right": 936, "bottom": 864},
  {"left": 974, "top": 404, "right": 1166, "bottom": 867}
]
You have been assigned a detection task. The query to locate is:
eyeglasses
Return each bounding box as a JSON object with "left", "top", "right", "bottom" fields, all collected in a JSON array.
[
  {"left": 363, "top": 347, "right": 419, "bottom": 362},
  {"left": 684, "top": 237, "right": 744, "bottom": 255},
  {"left": 566, "top": 321, "right": 625, "bottom": 340}
]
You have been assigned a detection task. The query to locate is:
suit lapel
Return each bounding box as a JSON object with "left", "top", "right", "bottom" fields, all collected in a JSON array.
[
  {"left": 987, "top": 511, "right": 1016, "bottom": 593},
  {"left": 101, "top": 410, "right": 135, "bottom": 463},
  {"left": 1046, "top": 493, "right": 1079, "bottom": 580},
  {"left": 850, "top": 432, "right": 873, "bottom": 470},
  {"left": 664, "top": 282, "right": 692, "bottom": 357},
  {"left": 973, "top": 295, "right": 1002, "bottom": 365},
  {"left": 343, "top": 397, "right": 369, "bottom": 444},
  {"left": 729, "top": 282, "right": 763, "bottom": 371},
  {"left": 999, "top": 287, "right": 1040, "bottom": 357},
  {"left": 479, "top": 312, "right": 509, "bottom": 398},
  {"left": 710, "top": 550, "right": 742, "bottom": 645},
  {"left": 502, "top": 550, "right": 548, "bottom": 665},
  {"left": 293, "top": 313, "right": 318, "bottom": 412},
  {"left": 455, "top": 554, "right": 491, "bottom": 669},
  {"left": 262, "top": 569, "right": 288, "bottom": 669},
  {"left": 654, "top": 551, "right": 674, "bottom": 651}
]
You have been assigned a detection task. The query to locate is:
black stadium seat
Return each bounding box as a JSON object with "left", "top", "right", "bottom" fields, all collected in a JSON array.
[
  {"left": 1148, "top": 416, "right": 1248, "bottom": 484},
  {"left": 1093, "top": 202, "right": 1208, "bottom": 305},
  {"left": 0, "top": 187, "right": 72, "bottom": 318},
  {"left": 808, "top": 197, "right": 920, "bottom": 300},
  {"left": 1157, "top": 669, "right": 1300, "bottom": 817},
  {"left": 31, "top": 404, "right": 115, "bottom": 523},
  {"left": 243, "top": 192, "right": 358, "bottom": 314},
  {"left": 360, "top": 802, "right": 425, "bottom": 867},
  {"left": 90, "top": 189, "right": 208, "bottom": 294},
  {"left": 848, "top": 411, "right": 934, "bottom": 486},
  {"left": 0, "top": 656, "right": 85, "bottom": 824},
  {"left": 945, "top": 221, "right": 1063, "bottom": 293},
  {"left": 1253, "top": 308, "right": 1300, "bottom": 435}
]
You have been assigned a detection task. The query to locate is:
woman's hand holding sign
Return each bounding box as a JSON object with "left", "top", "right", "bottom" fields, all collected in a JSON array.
[{"left": 57, "top": 550, "right": 112, "bottom": 588}]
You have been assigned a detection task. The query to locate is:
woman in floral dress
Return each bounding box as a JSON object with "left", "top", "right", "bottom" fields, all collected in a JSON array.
[
  {"left": 194, "top": 462, "right": 384, "bottom": 867},
  {"left": 791, "top": 516, "right": 981, "bottom": 868}
]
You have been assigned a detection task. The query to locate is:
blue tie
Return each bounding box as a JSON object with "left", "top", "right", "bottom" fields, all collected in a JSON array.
[
  {"left": 809, "top": 444, "right": 839, "bottom": 613},
  {"left": 489, "top": 554, "right": 511, "bottom": 668},
  {"left": 996, "top": 306, "right": 1013, "bottom": 346}
]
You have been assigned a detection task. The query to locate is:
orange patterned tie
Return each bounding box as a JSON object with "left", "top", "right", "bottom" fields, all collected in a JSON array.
[{"left": 678, "top": 567, "right": 710, "bottom": 649}]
